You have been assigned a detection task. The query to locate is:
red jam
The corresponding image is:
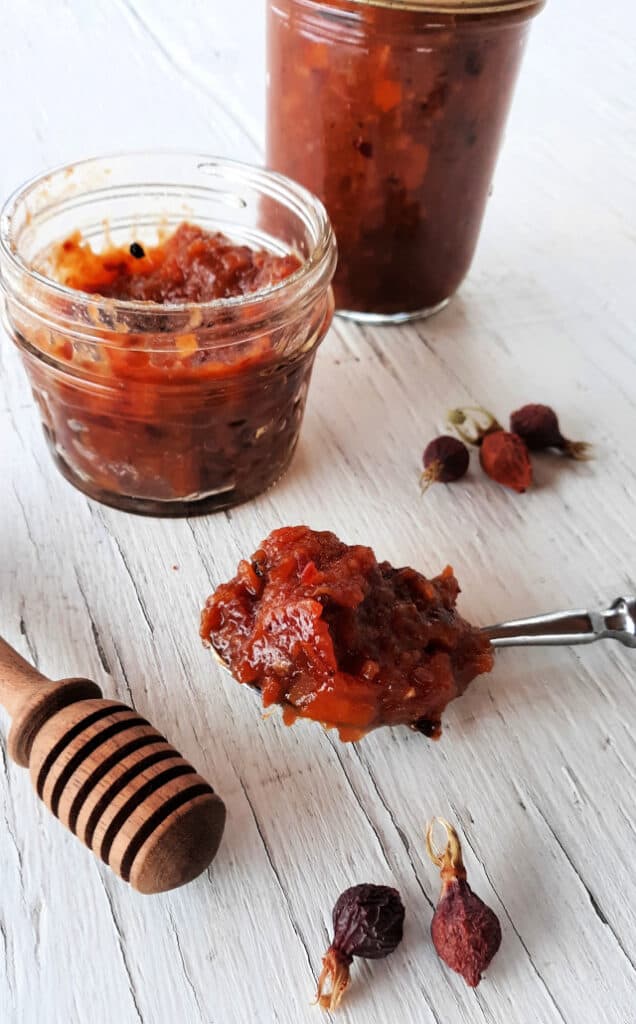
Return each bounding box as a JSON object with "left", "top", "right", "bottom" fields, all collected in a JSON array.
[
  {"left": 267, "top": 0, "right": 543, "bottom": 318},
  {"left": 21, "top": 224, "right": 331, "bottom": 515},
  {"left": 200, "top": 526, "right": 493, "bottom": 741},
  {"left": 56, "top": 224, "right": 302, "bottom": 303}
]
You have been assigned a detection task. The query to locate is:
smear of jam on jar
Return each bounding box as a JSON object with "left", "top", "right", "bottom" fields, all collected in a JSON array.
[
  {"left": 200, "top": 526, "right": 493, "bottom": 741},
  {"left": 30, "top": 224, "right": 314, "bottom": 514}
]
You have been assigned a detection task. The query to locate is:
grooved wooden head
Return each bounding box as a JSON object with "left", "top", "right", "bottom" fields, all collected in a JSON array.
[
  {"left": 0, "top": 638, "right": 226, "bottom": 893},
  {"left": 29, "top": 699, "right": 226, "bottom": 894}
]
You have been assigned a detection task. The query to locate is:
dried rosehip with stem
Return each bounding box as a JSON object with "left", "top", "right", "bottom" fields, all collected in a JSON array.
[
  {"left": 421, "top": 435, "right": 470, "bottom": 493},
  {"left": 510, "top": 403, "right": 592, "bottom": 460},
  {"left": 426, "top": 818, "right": 502, "bottom": 988},
  {"left": 314, "top": 883, "right": 405, "bottom": 1012}
]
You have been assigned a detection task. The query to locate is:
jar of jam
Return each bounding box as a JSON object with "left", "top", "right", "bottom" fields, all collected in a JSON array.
[
  {"left": 0, "top": 154, "right": 336, "bottom": 515},
  {"left": 267, "top": 0, "right": 544, "bottom": 322}
]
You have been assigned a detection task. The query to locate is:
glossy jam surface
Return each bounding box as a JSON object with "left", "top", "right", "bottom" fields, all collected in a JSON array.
[
  {"left": 201, "top": 526, "right": 493, "bottom": 741},
  {"left": 55, "top": 224, "right": 302, "bottom": 303},
  {"left": 267, "top": 1, "right": 539, "bottom": 317},
  {"left": 22, "top": 224, "right": 329, "bottom": 515}
]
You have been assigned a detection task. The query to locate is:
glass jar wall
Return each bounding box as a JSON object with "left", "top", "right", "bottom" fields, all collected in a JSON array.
[
  {"left": 267, "top": 0, "right": 543, "bottom": 322},
  {"left": 0, "top": 154, "right": 336, "bottom": 515}
]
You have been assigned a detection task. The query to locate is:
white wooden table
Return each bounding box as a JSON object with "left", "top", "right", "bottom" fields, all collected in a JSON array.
[{"left": 1, "top": 2, "right": 635, "bottom": 1022}]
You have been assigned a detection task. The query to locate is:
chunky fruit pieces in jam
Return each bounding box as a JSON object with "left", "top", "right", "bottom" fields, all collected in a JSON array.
[
  {"left": 35, "top": 224, "right": 308, "bottom": 509},
  {"left": 200, "top": 526, "right": 493, "bottom": 741},
  {"left": 55, "top": 223, "right": 301, "bottom": 303}
]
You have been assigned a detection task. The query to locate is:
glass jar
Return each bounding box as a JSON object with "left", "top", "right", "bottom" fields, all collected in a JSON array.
[
  {"left": 267, "top": 0, "right": 544, "bottom": 322},
  {"left": 0, "top": 154, "right": 336, "bottom": 516}
]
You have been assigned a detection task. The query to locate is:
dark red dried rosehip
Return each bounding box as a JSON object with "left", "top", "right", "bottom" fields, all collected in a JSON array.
[
  {"left": 510, "top": 404, "right": 592, "bottom": 460},
  {"left": 421, "top": 436, "right": 470, "bottom": 492},
  {"left": 315, "top": 883, "right": 405, "bottom": 1011},
  {"left": 426, "top": 818, "right": 501, "bottom": 988},
  {"left": 333, "top": 883, "right": 405, "bottom": 960}
]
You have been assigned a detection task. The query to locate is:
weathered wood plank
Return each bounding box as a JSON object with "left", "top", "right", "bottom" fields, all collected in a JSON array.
[{"left": 1, "top": 1, "right": 635, "bottom": 1022}]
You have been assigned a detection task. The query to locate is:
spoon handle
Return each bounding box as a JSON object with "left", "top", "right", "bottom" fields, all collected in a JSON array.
[{"left": 482, "top": 596, "right": 636, "bottom": 649}]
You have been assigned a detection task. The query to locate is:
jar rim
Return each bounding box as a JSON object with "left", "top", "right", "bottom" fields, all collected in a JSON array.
[
  {"left": 344, "top": 0, "right": 542, "bottom": 12},
  {"left": 0, "top": 151, "right": 337, "bottom": 325}
]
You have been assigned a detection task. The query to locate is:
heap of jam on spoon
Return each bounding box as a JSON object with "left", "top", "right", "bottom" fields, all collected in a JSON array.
[{"left": 201, "top": 526, "right": 493, "bottom": 742}]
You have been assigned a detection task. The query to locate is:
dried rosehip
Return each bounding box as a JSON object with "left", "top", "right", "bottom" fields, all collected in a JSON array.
[
  {"left": 421, "top": 435, "right": 470, "bottom": 492},
  {"left": 510, "top": 404, "right": 592, "bottom": 460},
  {"left": 480, "top": 430, "right": 532, "bottom": 493},
  {"left": 315, "top": 883, "right": 405, "bottom": 1012},
  {"left": 447, "top": 406, "right": 532, "bottom": 491},
  {"left": 426, "top": 818, "right": 501, "bottom": 988}
]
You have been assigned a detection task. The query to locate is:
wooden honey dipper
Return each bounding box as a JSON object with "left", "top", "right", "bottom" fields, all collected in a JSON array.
[{"left": 0, "top": 636, "right": 226, "bottom": 894}]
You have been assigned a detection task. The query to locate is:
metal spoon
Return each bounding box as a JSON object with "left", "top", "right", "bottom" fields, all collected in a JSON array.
[{"left": 482, "top": 595, "right": 636, "bottom": 648}]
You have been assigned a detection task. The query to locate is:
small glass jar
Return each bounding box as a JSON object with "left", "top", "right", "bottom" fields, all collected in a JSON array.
[
  {"left": 267, "top": 0, "right": 544, "bottom": 322},
  {"left": 0, "top": 153, "right": 336, "bottom": 516}
]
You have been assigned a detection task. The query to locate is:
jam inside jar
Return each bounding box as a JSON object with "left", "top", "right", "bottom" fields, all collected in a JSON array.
[
  {"left": 0, "top": 155, "right": 336, "bottom": 515},
  {"left": 267, "top": 0, "right": 544, "bottom": 322}
]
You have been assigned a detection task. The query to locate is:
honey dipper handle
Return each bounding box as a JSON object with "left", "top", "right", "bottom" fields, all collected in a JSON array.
[
  {"left": 0, "top": 636, "right": 102, "bottom": 767},
  {"left": 0, "top": 636, "right": 53, "bottom": 714}
]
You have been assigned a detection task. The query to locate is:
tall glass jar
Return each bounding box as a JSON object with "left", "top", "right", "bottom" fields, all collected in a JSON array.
[
  {"left": 0, "top": 154, "right": 336, "bottom": 516},
  {"left": 267, "top": 0, "right": 544, "bottom": 322}
]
